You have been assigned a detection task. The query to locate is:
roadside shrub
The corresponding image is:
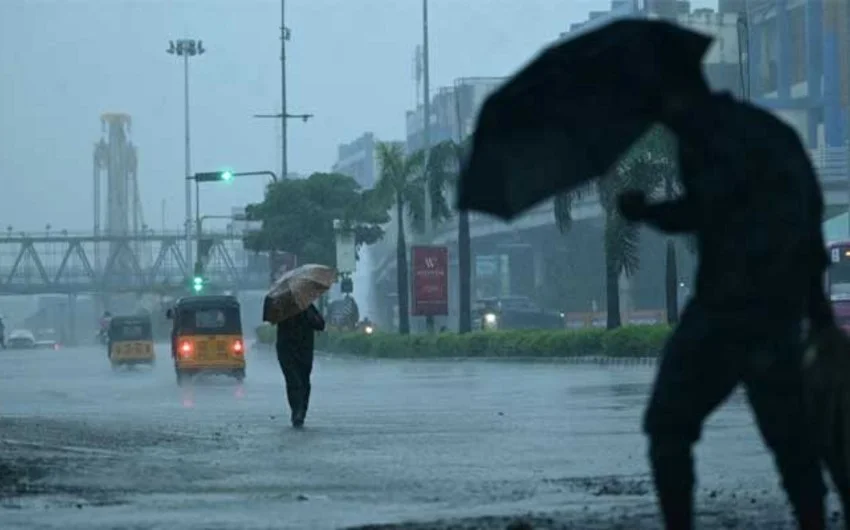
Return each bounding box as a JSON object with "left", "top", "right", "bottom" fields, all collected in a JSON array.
[
  {"left": 256, "top": 323, "right": 275, "bottom": 345},
  {"left": 317, "top": 326, "right": 670, "bottom": 359}
]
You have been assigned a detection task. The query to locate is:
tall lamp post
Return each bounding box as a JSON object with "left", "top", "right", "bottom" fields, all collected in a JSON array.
[
  {"left": 254, "top": 0, "right": 313, "bottom": 179},
  {"left": 421, "top": 0, "right": 435, "bottom": 334},
  {"left": 422, "top": 0, "right": 432, "bottom": 235},
  {"left": 167, "top": 38, "right": 205, "bottom": 270}
]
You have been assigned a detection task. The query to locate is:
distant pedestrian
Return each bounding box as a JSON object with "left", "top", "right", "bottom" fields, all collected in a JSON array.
[
  {"left": 0, "top": 317, "right": 5, "bottom": 349},
  {"left": 275, "top": 303, "right": 325, "bottom": 428}
]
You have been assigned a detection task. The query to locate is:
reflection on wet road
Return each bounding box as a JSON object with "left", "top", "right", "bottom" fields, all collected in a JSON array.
[{"left": 0, "top": 345, "right": 830, "bottom": 529}]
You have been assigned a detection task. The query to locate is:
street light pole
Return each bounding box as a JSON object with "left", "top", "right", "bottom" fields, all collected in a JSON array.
[
  {"left": 195, "top": 176, "right": 201, "bottom": 268},
  {"left": 422, "top": 0, "right": 432, "bottom": 236},
  {"left": 184, "top": 53, "right": 191, "bottom": 259},
  {"left": 281, "top": 0, "right": 288, "bottom": 179},
  {"left": 167, "top": 38, "right": 205, "bottom": 271},
  {"left": 253, "top": 0, "right": 313, "bottom": 180}
]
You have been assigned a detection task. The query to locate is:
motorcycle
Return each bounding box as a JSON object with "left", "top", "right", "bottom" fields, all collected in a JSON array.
[{"left": 358, "top": 321, "right": 375, "bottom": 335}]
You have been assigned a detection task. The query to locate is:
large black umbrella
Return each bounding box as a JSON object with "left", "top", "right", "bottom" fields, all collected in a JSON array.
[{"left": 457, "top": 18, "right": 713, "bottom": 221}]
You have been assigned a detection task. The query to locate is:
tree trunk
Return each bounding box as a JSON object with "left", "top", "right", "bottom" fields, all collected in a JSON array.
[
  {"left": 458, "top": 209, "right": 472, "bottom": 333},
  {"left": 606, "top": 255, "right": 622, "bottom": 330},
  {"left": 665, "top": 239, "right": 679, "bottom": 325},
  {"left": 396, "top": 197, "right": 410, "bottom": 335},
  {"left": 663, "top": 173, "right": 679, "bottom": 325}
]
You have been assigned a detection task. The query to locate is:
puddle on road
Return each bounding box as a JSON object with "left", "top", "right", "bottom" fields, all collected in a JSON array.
[{"left": 2, "top": 493, "right": 129, "bottom": 511}]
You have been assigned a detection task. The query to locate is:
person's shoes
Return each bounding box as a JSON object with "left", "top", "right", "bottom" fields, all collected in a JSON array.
[
  {"left": 291, "top": 409, "right": 305, "bottom": 428},
  {"left": 797, "top": 509, "right": 826, "bottom": 530}
]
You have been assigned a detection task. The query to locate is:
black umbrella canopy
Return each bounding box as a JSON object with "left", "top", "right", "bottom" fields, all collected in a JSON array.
[{"left": 457, "top": 18, "right": 713, "bottom": 221}]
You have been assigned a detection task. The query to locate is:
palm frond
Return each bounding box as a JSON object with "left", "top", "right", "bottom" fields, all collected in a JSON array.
[
  {"left": 619, "top": 125, "right": 677, "bottom": 168},
  {"left": 553, "top": 182, "right": 595, "bottom": 233},
  {"left": 403, "top": 149, "right": 426, "bottom": 181},
  {"left": 404, "top": 181, "right": 426, "bottom": 234},
  {"left": 375, "top": 141, "right": 407, "bottom": 198},
  {"left": 684, "top": 234, "right": 698, "bottom": 255},
  {"left": 422, "top": 141, "right": 457, "bottom": 225},
  {"left": 605, "top": 210, "right": 641, "bottom": 277}
]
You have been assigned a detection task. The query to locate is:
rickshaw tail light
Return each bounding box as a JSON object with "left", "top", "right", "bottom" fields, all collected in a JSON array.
[
  {"left": 232, "top": 340, "right": 244, "bottom": 355},
  {"left": 180, "top": 341, "right": 193, "bottom": 358}
]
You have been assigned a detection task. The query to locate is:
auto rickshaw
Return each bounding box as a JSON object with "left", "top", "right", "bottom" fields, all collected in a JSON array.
[
  {"left": 166, "top": 295, "right": 245, "bottom": 385},
  {"left": 108, "top": 315, "right": 155, "bottom": 368}
]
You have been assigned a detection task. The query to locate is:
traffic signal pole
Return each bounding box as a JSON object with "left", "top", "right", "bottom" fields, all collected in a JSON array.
[
  {"left": 188, "top": 169, "right": 278, "bottom": 283},
  {"left": 195, "top": 175, "right": 201, "bottom": 273}
]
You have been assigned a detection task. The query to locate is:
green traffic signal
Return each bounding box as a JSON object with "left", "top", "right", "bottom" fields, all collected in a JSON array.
[
  {"left": 194, "top": 171, "right": 236, "bottom": 183},
  {"left": 192, "top": 276, "right": 204, "bottom": 293}
]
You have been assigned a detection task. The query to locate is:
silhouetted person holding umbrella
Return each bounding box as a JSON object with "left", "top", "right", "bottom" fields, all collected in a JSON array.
[
  {"left": 618, "top": 87, "right": 831, "bottom": 529},
  {"left": 454, "top": 17, "right": 838, "bottom": 528}
]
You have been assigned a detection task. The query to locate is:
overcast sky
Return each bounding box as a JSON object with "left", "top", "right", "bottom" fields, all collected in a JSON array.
[{"left": 0, "top": 0, "right": 714, "bottom": 233}]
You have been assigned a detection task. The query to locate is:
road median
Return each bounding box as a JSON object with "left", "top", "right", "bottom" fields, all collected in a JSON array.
[{"left": 255, "top": 324, "right": 670, "bottom": 359}]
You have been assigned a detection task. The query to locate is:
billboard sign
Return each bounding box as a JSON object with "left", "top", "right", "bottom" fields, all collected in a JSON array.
[{"left": 410, "top": 245, "right": 449, "bottom": 316}]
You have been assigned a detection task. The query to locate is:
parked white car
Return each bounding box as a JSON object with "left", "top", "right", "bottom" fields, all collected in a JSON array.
[{"left": 7, "top": 329, "right": 36, "bottom": 349}]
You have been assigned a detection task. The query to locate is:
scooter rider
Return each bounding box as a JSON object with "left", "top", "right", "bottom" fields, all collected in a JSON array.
[{"left": 99, "top": 311, "right": 111, "bottom": 346}]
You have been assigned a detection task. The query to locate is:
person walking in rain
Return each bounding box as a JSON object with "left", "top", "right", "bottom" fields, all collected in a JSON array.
[
  {"left": 275, "top": 303, "right": 325, "bottom": 428},
  {"left": 618, "top": 87, "right": 833, "bottom": 529}
]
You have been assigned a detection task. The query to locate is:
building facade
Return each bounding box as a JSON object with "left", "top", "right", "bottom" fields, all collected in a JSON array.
[
  {"left": 404, "top": 77, "right": 504, "bottom": 154},
  {"left": 739, "top": 0, "right": 849, "bottom": 149},
  {"left": 373, "top": 1, "right": 821, "bottom": 331},
  {"left": 332, "top": 132, "right": 380, "bottom": 189}
]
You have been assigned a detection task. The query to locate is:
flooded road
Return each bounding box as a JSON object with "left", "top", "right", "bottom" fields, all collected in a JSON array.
[{"left": 0, "top": 345, "right": 841, "bottom": 529}]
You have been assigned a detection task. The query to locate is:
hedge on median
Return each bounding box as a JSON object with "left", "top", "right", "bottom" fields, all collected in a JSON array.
[{"left": 254, "top": 323, "right": 671, "bottom": 358}]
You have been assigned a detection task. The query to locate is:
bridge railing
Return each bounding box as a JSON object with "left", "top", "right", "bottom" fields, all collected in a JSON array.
[{"left": 0, "top": 231, "right": 273, "bottom": 295}]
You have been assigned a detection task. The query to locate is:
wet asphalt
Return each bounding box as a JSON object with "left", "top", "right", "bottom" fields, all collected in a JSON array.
[{"left": 0, "top": 344, "right": 844, "bottom": 529}]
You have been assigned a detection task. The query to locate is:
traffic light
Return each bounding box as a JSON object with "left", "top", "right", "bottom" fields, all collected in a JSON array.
[
  {"left": 194, "top": 170, "right": 235, "bottom": 183},
  {"left": 192, "top": 276, "right": 204, "bottom": 293}
]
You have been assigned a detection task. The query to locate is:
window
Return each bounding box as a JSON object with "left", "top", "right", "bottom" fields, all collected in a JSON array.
[
  {"left": 112, "top": 322, "right": 151, "bottom": 341},
  {"left": 195, "top": 309, "right": 228, "bottom": 329}
]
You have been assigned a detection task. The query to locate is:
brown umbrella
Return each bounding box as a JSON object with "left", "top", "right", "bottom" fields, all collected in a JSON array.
[
  {"left": 804, "top": 324, "right": 850, "bottom": 500},
  {"left": 262, "top": 263, "right": 337, "bottom": 324}
]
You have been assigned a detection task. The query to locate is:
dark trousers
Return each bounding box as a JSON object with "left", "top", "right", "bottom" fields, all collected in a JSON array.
[
  {"left": 276, "top": 348, "right": 313, "bottom": 418},
  {"left": 644, "top": 302, "right": 826, "bottom": 529}
]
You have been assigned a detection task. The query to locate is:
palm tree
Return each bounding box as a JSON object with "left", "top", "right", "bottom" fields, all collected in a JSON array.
[
  {"left": 375, "top": 142, "right": 426, "bottom": 335},
  {"left": 424, "top": 140, "right": 472, "bottom": 333},
  {"left": 554, "top": 128, "right": 670, "bottom": 329},
  {"left": 641, "top": 129, "right": 681, "bottom": 324}
]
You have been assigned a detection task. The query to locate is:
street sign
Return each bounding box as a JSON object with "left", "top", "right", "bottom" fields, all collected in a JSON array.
[
  {"left": 411, "top": 245, "right": 449, "bottom": 316},
  {"left": 334, "top": 221, "right": 356, "bottom": 274}
]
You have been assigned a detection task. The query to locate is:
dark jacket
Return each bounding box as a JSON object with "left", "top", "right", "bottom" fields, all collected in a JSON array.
[
  {"left": 641, "top": 93, "right": 832, "bottom": 325},
  {"left": 276, "top": 304, "right": 325, "bottom": 354}
]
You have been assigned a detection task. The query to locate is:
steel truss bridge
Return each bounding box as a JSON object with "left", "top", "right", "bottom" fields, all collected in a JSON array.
[{"left": 0, "top": 231, "right": 271, "bottom": 296}]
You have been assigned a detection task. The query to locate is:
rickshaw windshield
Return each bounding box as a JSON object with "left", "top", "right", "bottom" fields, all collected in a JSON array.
[
  {"left": 177, "top": 306, "right": 241, "bottom": 335},
  {"left": 110, "top": 321, "right": 152, "bottom": 341}
]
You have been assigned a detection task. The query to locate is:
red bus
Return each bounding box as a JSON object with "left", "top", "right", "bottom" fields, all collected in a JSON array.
[{"left": 826, "top": 240, "right": 850, "bottom": 331}]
